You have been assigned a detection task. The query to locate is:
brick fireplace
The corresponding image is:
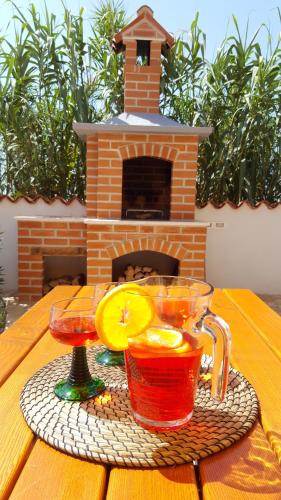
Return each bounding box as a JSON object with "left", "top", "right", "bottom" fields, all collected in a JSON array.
[{"left": 17, "top": 5, "right": 211, "bottom": 302}]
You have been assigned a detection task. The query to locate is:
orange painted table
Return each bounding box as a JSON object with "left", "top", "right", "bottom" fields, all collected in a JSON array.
[{"left": 1, "top": 286, "right": 281, "bottom": 499}]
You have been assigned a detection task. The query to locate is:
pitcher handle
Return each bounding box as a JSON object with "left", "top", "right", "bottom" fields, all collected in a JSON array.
[{"left": 196, "top": 309, "right": 231, "bottom": 401}]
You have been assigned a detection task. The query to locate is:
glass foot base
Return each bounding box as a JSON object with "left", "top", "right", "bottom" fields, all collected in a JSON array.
[
  {"left": 132, "top": 410, "right": 193, "bottom": 431},
  {"left": 96, "top": 349, "right": 125, "bottom": 366},
  {"left": 54, "top": 377, "right": 105, "bottom": 401}
]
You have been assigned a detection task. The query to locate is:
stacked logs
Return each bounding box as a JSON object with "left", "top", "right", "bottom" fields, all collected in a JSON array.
[
  {"left": 43, "top": 273, "right": 86, "bottom": 295},
  {"left": 118, "top": 265, "right": 159, "bottom": 282}
]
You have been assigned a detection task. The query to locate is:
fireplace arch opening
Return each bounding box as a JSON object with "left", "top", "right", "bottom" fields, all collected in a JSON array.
[
  {"left": 112, "top": 250, "right": 179, "bottom": 282},
  {"left": 122, "top": 156, "right": 172, "bottom": 220}
]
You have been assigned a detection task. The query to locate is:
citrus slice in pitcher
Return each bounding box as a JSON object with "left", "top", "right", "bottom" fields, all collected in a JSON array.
[
  {"left": 129, "top": 327, "right": 193, "bottom": 357},
  {"left": 138, "top": 327, "right": 183, "bottom": 349},
  {"left": 95, "top": 283, "right": 154, "bottom": 351}
]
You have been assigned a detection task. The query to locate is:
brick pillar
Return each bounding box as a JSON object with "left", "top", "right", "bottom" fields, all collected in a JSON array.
[
  {"left": 113, "top": 5, "right": 174, "bottom": 114},
  {"left": 124, "top": 39, "right": 161, "bottom": 114}
]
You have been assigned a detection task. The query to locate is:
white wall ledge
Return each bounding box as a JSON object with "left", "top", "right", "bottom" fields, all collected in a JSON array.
[
  {"left": 14, "top": 216, "right": 210, "bottom": 227},
  {"left": 14, "top": 216, "right": 86, "bottom": 223},
  {"left": 84, "top": 218, "right": 210, "bottom": 227}
]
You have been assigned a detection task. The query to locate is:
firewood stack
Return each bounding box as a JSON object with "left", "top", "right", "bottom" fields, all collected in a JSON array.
[
  {"left": 118, "top": 265, "right": 159, "bottom": 282},
  {"left": 42, "top": 273, "right": 86, "bottom": 295}
]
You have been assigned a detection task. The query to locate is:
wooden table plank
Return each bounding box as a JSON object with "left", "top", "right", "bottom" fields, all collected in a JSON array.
[
  {"left": 210, "top": 289, "right": 281, "bottom": 462},
  {"left": 9, "top": 441, "right": 107, "bottom": 500},
  {"left": 0, "top": 335, "right": 66, "bottom": 498},
  {"left": 224, "top": 289, "right": 281, "bottom": 362},
  {"left": 0, "top": 287, "right": 105, "bottom": 499},
  {"left": 106, "top": 465, "right": 199, "bottom": 500},
  {"left": 200, "top": 291, "right": 281, "bottom": 499},
  {"left": 0, "top": 286, "right": 81, "bottom": 386},
  {"left": 201, "top": 421, "right": 281, "bottom": 500}
]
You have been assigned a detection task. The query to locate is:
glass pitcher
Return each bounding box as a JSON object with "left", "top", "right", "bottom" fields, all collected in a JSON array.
[{"left": 124, "top": 276, "right": 231, "bottom": 431}]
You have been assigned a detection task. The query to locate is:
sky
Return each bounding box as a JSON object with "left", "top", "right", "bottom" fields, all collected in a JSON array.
[{"left": 0, "top": 0, "right": 280, "bottom": 59}]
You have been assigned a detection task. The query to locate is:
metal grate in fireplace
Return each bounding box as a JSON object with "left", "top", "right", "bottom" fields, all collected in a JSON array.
[{"left": 122, "top": 156, "right": 172, "bottom": 220}]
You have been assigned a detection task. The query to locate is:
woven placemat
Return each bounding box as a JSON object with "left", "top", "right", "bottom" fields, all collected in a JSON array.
[{"left": 20, "top": 346, "right": 259, "bottom": 467}]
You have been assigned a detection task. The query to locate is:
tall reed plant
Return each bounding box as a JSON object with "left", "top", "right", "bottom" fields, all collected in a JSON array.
[
  {"left": 0, "top": 1, "right": 127, "bottom": 199},
  {"left": 197, "top": 16, "right": 281, "bottom": 206},
  {"left": 0, "top": 1, "right": 280, "bottom": 206},
  {"left": 161, "top": 13, "right": 281, "bottom": 206}
]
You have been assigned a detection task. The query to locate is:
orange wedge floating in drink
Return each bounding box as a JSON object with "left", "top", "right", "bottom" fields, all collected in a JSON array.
[{"left": 95, "top": 283, "right": 154, "bottom": 351}]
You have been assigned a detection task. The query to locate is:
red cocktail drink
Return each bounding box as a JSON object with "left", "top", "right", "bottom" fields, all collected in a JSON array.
[
  {"left": 50, "top": 317, "right": 98, "bottom": 346},
  {"left": 49, "top": 297, "right": 105, "bottom": 401},
  {"left": 125, "top": 328, "right": 203, "bottom": 431}
]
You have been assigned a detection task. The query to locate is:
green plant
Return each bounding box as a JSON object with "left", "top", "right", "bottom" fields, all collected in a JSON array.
[
  {"left": 88, "top": 0, "right": 127, "bottom": 117},
  {"left": 196, "top": 15, "right": 281, "bottom": 206},
  {"left": 0, "top": 232, "right": 7, "bottom": 333},
  {"left": 160, "top": 12, "right": 281, "bottom": 206},
  {"left": 0, "top": 1, "right": 99, "bottom": 199},
  {"left": 0, "top": 2, "right": 280, "bottom": 206}
]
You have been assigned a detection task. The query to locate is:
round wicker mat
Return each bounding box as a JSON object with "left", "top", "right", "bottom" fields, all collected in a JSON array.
[{"left": 20, "top": 346, "right": 259, "bottom": 468}]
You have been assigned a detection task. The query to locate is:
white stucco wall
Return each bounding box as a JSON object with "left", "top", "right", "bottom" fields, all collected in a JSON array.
[
  {"left": 195, "top": 204, "right": 281, "bottom": 294},
  {"left": 0, "top": 198, "right": 86, "bottom": 292},
  {"left": 0, "top": 198, "right": 280, "bottom": 294}
]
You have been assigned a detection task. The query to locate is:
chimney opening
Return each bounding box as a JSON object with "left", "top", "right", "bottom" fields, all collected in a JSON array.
[{"left": 136, "top": 40, "right": 151, "bottom": 66}]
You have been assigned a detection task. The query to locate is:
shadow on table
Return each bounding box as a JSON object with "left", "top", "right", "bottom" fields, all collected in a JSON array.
[
  {"left": 160, "top": 422, "right": 281, "bottom": 494},
  {"left": 81, "top": 384, "right": 281, "bottom": 496}
]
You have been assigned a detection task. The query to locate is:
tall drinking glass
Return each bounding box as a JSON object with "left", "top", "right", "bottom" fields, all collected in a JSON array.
[
  {"left": 49, "top": 296, "right": 105, "bottom": 401},
  {"left": 124, "top": 276, "right": 231, "bottom": 431}
]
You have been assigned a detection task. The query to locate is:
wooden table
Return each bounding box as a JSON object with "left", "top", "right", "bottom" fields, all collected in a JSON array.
[{"left": 1, "top": 286, "right": 281, "bottom": 499}]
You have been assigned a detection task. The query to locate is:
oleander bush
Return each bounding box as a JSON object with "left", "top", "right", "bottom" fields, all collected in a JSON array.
[{"left": 0, "top": 1, "right": 280, "bottom": 206}]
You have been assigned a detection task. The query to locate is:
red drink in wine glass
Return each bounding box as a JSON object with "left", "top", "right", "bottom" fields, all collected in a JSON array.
[
  {"left": 49, "top": 297, "right": 105, "bottom": 401},
  {"left": 50, "top": 316, "right": 98, "bottom": 346}
]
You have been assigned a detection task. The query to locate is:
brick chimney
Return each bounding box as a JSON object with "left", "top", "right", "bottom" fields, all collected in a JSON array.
[{"left": 113, "top": 5, "right": 174, "bottom": 114}]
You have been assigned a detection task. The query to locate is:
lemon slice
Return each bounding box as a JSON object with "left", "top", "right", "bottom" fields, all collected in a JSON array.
[
  {"left": 145, "top": 327, "right": 183, "bottom": 349},
  {"left": 173, "top": 342, "right": 192, "bottom": 354},
  {"left": 130, "top": 327, "right": 183, "bottom": 350},
  {"left": 95, "top": 283, "right": 154, "bottom": 351}
]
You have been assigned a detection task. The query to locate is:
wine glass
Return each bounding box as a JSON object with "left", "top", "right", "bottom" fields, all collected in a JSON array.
[
  {"left": 95, "top": 282, "right": 126, "bottom": 366},
  {"left": 49, "top": 296, "right": 105, "bottom": 401}
]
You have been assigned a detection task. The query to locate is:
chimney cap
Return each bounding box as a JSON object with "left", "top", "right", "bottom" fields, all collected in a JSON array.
[
  {"left": 137, "top": 5, "right": 154, "bottom": 16},
  {"left": 113, "top": 4, "right": 174, "bottom": 52}
]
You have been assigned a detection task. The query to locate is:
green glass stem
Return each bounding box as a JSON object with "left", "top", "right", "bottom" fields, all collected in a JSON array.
[
  {"left": 96, "top": 348, "right": 125, "bottom": 367},
  {"left": 54, "top": 346, "right": 105, "bottom": 401},
  {"left": 68, "top": 345, "right": 92, "bottom": 385}
]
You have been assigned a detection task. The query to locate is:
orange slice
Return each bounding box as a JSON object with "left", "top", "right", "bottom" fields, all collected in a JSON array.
[{"left": 95, "top": 283, "right": 154, "bottom": 351}]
